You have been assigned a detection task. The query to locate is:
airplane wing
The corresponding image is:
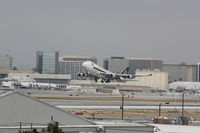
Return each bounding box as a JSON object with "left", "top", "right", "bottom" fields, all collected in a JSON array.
[
  {"left": 118, "top": 67, "right": 152, "bottom": 79},
  {"left": 117, "top": 73, "right": 152, "bottom": 78},
  {"left": 78, "top": 72, "right": 99, "bottom": 78},
  {"left": 78, "top": 72, "right": 99, "bottom": 82},
  {"left": 101, "top": 73, "right": 152, "bottom": 80}
]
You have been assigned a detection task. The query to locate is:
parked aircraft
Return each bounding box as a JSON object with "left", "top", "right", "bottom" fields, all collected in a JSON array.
[{"left": 78, "top": 60, "right": 152, "bottom": 83}]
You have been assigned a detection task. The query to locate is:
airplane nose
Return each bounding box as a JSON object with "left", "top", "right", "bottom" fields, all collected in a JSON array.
[{"left": 82, "top": 61, "right": 88, "bottom": 68}]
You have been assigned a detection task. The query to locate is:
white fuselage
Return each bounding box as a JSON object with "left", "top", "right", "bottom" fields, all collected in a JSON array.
[{"left": 82, "top": 61, "right": 113, "bottom": 78}]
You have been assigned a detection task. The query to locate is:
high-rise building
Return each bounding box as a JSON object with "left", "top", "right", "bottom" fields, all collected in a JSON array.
[
  {"left": 163, "top": 63, "right": 197, "bottom": 83},
  {"left": 59, "top": 56, "right": 97, "bottom": 79},
  {"left": 104, "top": 57, "right": 129, "bottom": 73},
  {"left": 36, "top": 51, "right": 59, "bottom": 74},
  {"left": 0, "top": 55, "right": 13, "bottom": 69},
  {"left": 36, "top": 51, "right": 43, "bottom": 73},
  {"left": 104, "top": 57, "right": 163, "bottom": 74},
  {"left": 128, "top": 58, "right": 163, "bottom": 74},
  {"left": 196, "top": 63, "right": 200, "bottom": 82}
]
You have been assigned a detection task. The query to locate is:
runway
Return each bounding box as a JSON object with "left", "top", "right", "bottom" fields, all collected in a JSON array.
[
  {"left": 41, "top": 98, "right": 200, "bottom": 107},
  {"left": 57, "top": 105, "right": 200, "bottom": 109}
]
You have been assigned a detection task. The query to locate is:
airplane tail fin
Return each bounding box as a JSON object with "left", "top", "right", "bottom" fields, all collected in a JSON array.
[{"left": 121, "top": 67, "right": 129, "bottom": 74}]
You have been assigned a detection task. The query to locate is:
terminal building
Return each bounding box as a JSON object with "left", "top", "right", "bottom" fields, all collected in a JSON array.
[
  {"left": 6, "top": 73, "right": 71, "bottom": 88},
  {"left": 103, "top": 57, "right": 163, "bottom": 74},
  {"left": 59, "top": 56, "right": 97, "bottom": 79},
  {"left": 0, "top": 55, "right": 13, "bottom": 69},
  {"left": 163, "top": 63, "right": 197, "bottom": 83},
  {"left": 36, "top": 51, "right": 59, "bottom": 74},
  {"left": 0, "top": 70, "right": 71, "bottom": 89}
]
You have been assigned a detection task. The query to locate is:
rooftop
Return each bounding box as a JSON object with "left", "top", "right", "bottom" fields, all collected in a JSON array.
[{"left": 163, "top": 62, "right": 196, "bottom": 66}]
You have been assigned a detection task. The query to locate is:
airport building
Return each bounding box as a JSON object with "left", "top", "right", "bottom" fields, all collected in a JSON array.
[
  {"left": 36, "top": 51, "right": 59, "bottom": 74},
  {"left": 0, "top": 68, "right": 36, "bottom": 85},
  {"left": 104, "top": 57, "right": 163, "bottom": 74},
  {"left": 0, "top": 68, "right": 11, "bottom": 79},
  {"left": 163, "top": 63, "right": 197, "bottom": 83},
  {"left": 0, "top": 55, "right": 13, "bottom": 69},
  {"left": 59, "top": 56, "right": 97, "bottom": 79},
  {"left": 134, "top": 69, "right": 168, "bottom": 90},
  {"left": 3, "top": 73, "right": 71, "bottom": 88}
]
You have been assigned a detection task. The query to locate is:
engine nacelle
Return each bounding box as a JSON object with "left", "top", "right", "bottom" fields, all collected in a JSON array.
[
  {"left": 96, "top": 125, "right": 104, "bottom": 132},
  {"left": 78, "top": 73, "right": 87, "bottom": 77},
  {"left": 110, "top": 73, "right": 117, "bottom": 78},
  {"left": 126, "top": 75, "right": 133, "bottom": 79},
  {"left": 119, "top": 77, "right": 126, "bottom": 81}
]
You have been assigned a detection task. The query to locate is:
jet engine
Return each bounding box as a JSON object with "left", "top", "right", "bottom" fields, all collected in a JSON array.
[
  {"left": 119, "top": 77, "right": 126, "bottom": 81},
  {"left": 110, "top": 73, "right": 117, "bottom": 78},
  {"left": 126, "top": 75, "right": 133, "bottom": 79},
  {"left": 78, "top": 73, "right": 88, "bottom": 77}
]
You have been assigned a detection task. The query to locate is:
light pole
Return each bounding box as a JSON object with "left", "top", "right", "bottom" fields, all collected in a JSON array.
[
  {"left": 91, "top": 113, "right": 95, "bottom": 120},
  {"left": 159, "top": 103, "right": 162, "bottom": 117},
  {"left": 182, "top": 93, "right": 185, "bottom": 117},
  {"left": 120, "top": 93, "right": 125, "bottom": 120}
]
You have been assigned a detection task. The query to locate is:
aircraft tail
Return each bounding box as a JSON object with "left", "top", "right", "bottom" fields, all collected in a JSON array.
[{"left": 121, "top": 67, "right": 129, "bottom": 74}]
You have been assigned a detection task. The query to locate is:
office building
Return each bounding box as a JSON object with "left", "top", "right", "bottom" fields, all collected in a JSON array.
[
  {"left": 104, "top": 57, "right": 129, "bottom": 73},
  {"left": 36, "top": 51, "right": 59, "bottom": 74},
  {"left": 36, "top": 51, "right": 43, "bottom": 73},
  {"left": 197, "top": 63, "right": 200, "bottom": 82},
  {"left": 128, "top": 58, "right": 163, "bottom": 74},
  {"left": 104, "top": 57, "right": 163, "bottom": 74},
  {"left": 59, "top": 56, "right": 97, "bottom": 79},
  {"left": 0, "top": 55, "right": 12, "bottom": 69},
  {"left": 163, "top": 63, "right": 197, "bottom": 83}
]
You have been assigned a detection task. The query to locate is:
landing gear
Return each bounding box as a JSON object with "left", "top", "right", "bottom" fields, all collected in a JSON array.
[
  {"left": 105, "top": 79, "right": 110, "bottom": 83},
  {"left": 100, "top": 79, "right": 110, "bottom": 83}
]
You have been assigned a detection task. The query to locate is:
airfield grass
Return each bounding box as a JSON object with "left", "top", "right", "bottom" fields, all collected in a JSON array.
[{"left": 66, "top": 108, "right": 200, "bottom": 120}]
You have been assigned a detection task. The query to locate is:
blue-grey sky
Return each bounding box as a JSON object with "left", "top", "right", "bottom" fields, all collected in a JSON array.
[{"left": 0, "top": 0, "right": 200, "bottom": 69}]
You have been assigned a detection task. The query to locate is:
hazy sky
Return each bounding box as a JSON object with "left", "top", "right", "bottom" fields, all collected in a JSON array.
[{"left": 0, "top": 0, "right": 200, "bottom": 69}]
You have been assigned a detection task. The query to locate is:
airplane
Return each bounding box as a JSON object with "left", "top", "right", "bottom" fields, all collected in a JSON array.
[{"left": 78, "top": 60, "right": 152, "bottom": 83}]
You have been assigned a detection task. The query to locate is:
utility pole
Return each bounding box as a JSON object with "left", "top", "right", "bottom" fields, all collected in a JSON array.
[
  {"left": 31, "top": 123, "right": 33, "bottom": 131},
  {"left": 121, "top": 93, "right": 125, "bottom": 120},
  {"left": 19, "top": 122, "right": 22, "bottom": 133},
  {"left": 159, "top": 103, "right": 162, "bottom": 117},
  {"left": 91, "top": 113, "right": 95, "bottom": 120},
  {"left": 182, "top": 93, "right": 185, "bottom": 117}
]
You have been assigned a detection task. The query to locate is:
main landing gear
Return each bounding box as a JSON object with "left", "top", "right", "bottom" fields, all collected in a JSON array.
[{"left": 101, "top": 79, "right": 110, "bottom": 83}]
